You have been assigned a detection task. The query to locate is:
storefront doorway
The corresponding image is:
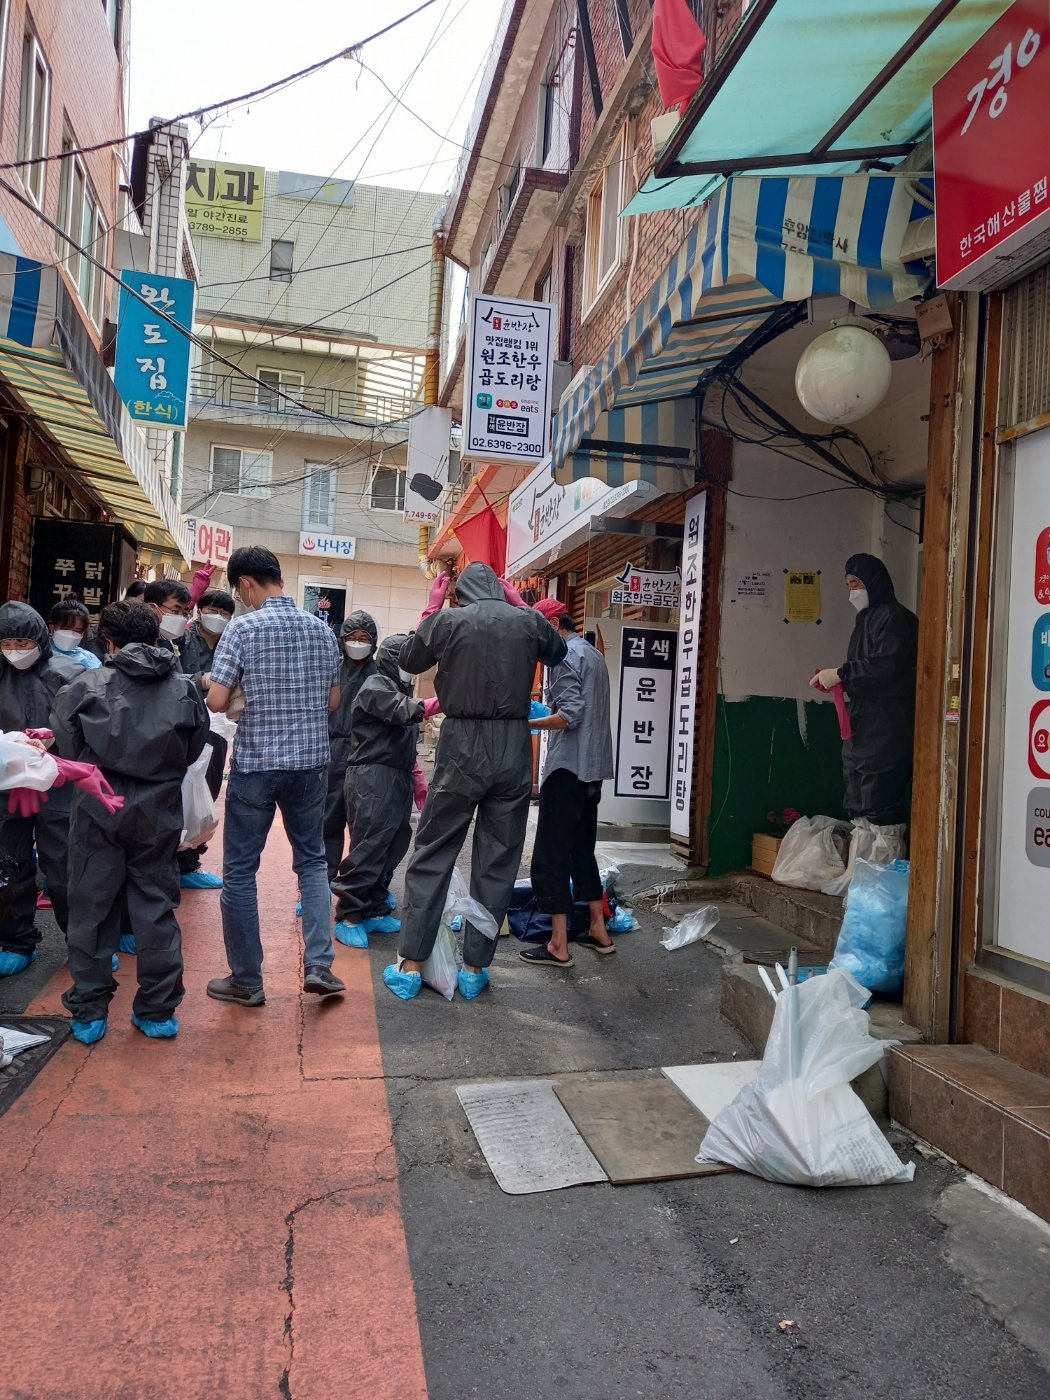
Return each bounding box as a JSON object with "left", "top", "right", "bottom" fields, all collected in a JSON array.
[{"left": 302, "top": 580, "right": 346, "bottom": 632}]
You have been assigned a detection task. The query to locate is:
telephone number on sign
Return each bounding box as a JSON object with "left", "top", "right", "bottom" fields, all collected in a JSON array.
[{"left": 470, "top": 436, "right": 543, "bottom": 455}]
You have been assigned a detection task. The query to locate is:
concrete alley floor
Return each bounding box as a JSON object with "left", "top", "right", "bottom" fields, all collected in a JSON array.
[{"left": 1, "top": 816, "right": 1050, "bottom": 1399}]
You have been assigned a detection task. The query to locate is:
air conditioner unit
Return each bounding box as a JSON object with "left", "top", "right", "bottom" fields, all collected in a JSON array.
[
  {"left": 550, "top": 360, "right": 572, "bottom": 409},
  {"left": 900, "top": 215, "right": 935, "bottom": 263}
]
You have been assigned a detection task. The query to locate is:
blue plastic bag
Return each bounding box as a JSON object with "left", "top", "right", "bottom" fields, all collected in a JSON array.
[{"left": 830, "top": 858, "right": 910, "bottom": 996}]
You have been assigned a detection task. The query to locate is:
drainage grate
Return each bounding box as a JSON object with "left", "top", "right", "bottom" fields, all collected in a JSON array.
[{"left": 0, "top": 1016, "right": 71, "bottom": 1118}]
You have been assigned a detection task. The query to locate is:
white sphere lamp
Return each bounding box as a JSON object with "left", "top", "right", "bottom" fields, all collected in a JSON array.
[{"left": 794, "top": 323, "right": 892, "bottom": 426}]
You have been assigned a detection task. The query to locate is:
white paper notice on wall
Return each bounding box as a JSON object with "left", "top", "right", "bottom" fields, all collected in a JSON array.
[{"left": 728, "top": 570, "right": 772, "bottom": 606}]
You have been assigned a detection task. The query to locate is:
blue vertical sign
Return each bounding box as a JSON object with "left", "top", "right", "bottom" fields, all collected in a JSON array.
[{"left": 113, "top": 271, "right": 195, "bottom": 429}]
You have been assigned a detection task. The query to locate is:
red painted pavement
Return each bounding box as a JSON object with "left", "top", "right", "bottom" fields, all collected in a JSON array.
[{"left": 0, "top": 812, "right": 428, "bottom": 1400}]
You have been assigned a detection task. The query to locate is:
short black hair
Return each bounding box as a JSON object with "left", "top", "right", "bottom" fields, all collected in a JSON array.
[
  {"left": 123, "top": 579, "right": 148, "bottom": 600},
  {"left": 143, "top": 579, "right": 191, "bottom": 608},
  {"left": 557, "top": 615, "right": 577, "bottom": 632},
  {"left": 99, "top": 600, "right": 160, "bottom": 648},
  {"left": 198, "top": 588, "right": 236, "bottom": 615},
  {"left": 50, "top": 598, "right": 90, "bottom": 627},
  {"left": 227, "top": 545, "right": 282, "bottom": 589}
]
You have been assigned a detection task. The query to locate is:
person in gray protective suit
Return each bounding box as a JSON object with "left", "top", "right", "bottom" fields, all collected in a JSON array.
[
  {"left": 0, "top": 601, "right": 81, "bottom": 976},
  {"left": 323, "top": 609, "right": 378, "bottom": 881},
  {"left": 385, "top": 562, "right": 567, "bottom": 1002},
  {"left": 330, "top": 634, "right": 439, "bottom": 947},
  {"left": 51, "top": 600, "right": 209, "bottom": 1045}
]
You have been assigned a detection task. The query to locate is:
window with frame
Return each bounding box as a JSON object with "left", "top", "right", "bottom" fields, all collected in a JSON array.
[
  {"left": 17, "top": 30, "right": 50, "bottom": 208},
  {"left": 302, "top": 462, "right": 336, "bottom": 531},
  {"left": 57, "top": 130, "right": 107, "bottom": 325},
  {"left": 269, "top": 239, "right": 294, "bottom": 282},
  {"left": 0, "top": 2, "right": 11, "bottom": 125},
  {"left": 536, "top": 264, "right": 560, "bottom": 367},
  {"left": 209, "top": 444, "right": 272, "bottom": 499},
  {"left": 256, "top": 366, "right": 304, "bottom": 410},
  {"left": 583, "top": 125, "right": 628, "bottom": 312},
  {"left": 103, "top": 0, "right": 122, "bottom": 49},
  {"left": 369, "top": 463, "right": 405, "bottom": 512},
  {"left": 538, "top": 54, "right": 558, "bottom": 165},
  {"left": 499, "top": 159, "right": 522, "bottom": 224}
]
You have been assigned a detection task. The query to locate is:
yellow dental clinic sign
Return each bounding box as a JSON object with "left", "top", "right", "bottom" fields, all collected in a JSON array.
[{"left": 184, "top": 160, "right": 266, "bottom": 241}]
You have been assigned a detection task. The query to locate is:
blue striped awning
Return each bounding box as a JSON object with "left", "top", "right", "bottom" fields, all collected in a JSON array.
[{"left": 553, "top": 172, "right": 931, "bottom": 485}]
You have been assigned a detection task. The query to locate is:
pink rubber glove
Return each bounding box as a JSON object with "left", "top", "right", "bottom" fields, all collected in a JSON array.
[
  {"left": 420, "top": 571, "right": 451, "bottom": 621},
  {"left": 8, "top": 788, "right": 45, "bottom": 818},
  {"left": 189, "top": 562, "right": 217, "bottom": 608},
  {"left": 52, "top": 759, "right": 126, "bottom": 815},
  {"left": 24, "top": 728, "right": 53, "bottom": 747},
  {"left": 412, "top": 764, "right": 429, "bottom": 812},
  {"left": 422, "top": 697, "right": 442, "bottom": 721},
  {"left": 810, "top": 672, "right": 852, "bottom": 741},
  {"left": 498, "top": 578, "right": 527, "bottom": 608}
]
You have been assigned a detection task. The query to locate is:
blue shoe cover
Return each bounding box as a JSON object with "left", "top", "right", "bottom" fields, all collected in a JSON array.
[
  {"left": 386, "top": 890, "right": 397, "bottom": 911},
  {"left": 383, "top": 963, "right": 422, "bottom": 1001},
  {"left": 334, "top": 921, "right": 368, "bottom": 949},
  {"left": 363, "top": 915, "right": 401, "bottom": 935},
  {"left": 180, "top": 870, "right": 223, "bottom": 890},
  {"left": 131, "top": 1012, "right": 179, "bottom": 1039},
  {"left": 295, "top": 900, "right": 303, "bottom": 918},
  {"left": 71, "top": 1018, "right": 107, "bottom": 1045},
  {"left": 111, "top": 954, "right": 120, "bottom": 974},
  {"left": 458, "top": 967, "right": 490, "bottom": 1000},
  {"left": 118, "top": 933, "right": 137, "bottom": 954},
  {"left": 449, "top": 915, "right": 464, "bottom": 934},
  {"left": 0, "top": 950, "right": 35, "bottom": 976}
]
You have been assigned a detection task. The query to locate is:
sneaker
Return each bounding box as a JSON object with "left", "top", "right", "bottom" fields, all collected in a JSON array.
[
  {"left": 383, "top": 959, "right": 422, "bottom": 1001},
  {"left": 458, "top": 967, "right": 490, "bottom": 1000},
  {"left": 385, "top": 890, "right": 397, "bottom": 912},
  {"left": 36, "top": 890, "right": 52, "bottom": 910},
  {"left": 334, "top": 921, "right": 368, "bottom": 949},
  {"left": 0, "top": 950, "right": 35, "bottom": 977},
  {"left": 118, "top": 932, "right": 137, "bottom": 955},
  {"left": 71, "top": 1018, "right": 107, "bottom": 1045},
  {"left": 131, "top": 1011, "right": 179, "bottom": 1039},
  {"left": 206, "top": 976, "right": 265, "bottom": 1006},
  {"left": 303, "top": 967, "right": 346, "bottom": 997},
  {"left": 363, "top": 914, "right": 401, "bottom": 936},
  {"left": 180, "top": 870, "right": 223, "bottom": 890}
]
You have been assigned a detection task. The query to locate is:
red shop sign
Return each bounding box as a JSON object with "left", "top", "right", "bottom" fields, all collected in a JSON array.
[{"left": 934, "top": 0, "right": 1050, "bottom": 292}]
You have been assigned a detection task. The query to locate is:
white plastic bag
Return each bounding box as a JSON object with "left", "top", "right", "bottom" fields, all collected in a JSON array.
[
  {"left": 179, "top": 748, "right": 218, "bottom": 849},
  {"left": 771, "top": 815, "right": 849, "bottom": 891},
  {"left": 208, "top": 709, "right": 237, "bottom": 742},
  {"left": 443, "top": 868, "right": 499, "bottom": 941},
  {"left": 0, "top": 733, "right": 58, "bottom": 792},
  {"left": 421, "top": 922, "right": 460, "bottom": 1001},
  {"left": 660, "top": 906, "right": 719, "bottom": 950},
  {"left": 698, "top": 968, "right": 915, "bottom": 1188},
  {"left": 822, "top": 820, "right": 907, "bottom": 897}
]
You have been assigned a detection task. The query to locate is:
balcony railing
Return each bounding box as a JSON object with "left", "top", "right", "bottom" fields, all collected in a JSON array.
[{"left": 189, "top": 368, "right": 415, "bottom": 428}]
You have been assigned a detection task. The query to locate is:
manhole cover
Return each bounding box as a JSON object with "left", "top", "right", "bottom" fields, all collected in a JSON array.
[{"left": 0, "top": 1016, "right": 71, "bottom": 1117}]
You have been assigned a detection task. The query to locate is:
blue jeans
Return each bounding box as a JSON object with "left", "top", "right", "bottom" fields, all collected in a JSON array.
[{"left": 219, "top": 766, "right": 334, "bottom": 988}]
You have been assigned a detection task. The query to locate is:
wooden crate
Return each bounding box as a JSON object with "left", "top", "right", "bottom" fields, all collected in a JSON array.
[{"left": 751, "top": 833, "right": 782, "bottom": 878}]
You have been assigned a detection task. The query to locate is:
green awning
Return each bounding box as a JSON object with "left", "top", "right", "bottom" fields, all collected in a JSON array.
[{"left": 626, "top": 0, "right": 1015, "bottom": 215}]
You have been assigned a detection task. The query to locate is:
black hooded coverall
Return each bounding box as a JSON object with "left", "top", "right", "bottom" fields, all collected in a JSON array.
[
  {"left": 839, "top": 553, "right": 918, "bottom": 825},
  {"left": 174, "top": 620, "right": 228, "bottom": 875},
  {"left": 51, "top": 642, "right": 209, "bottom": 1023},
  {"left": 331, "top": 635, "right": 423, "bottom": 925},
  {"left": 0, "top": 602, "right": 82, "bottom": 957},
  {"left": 398, "top": 563, "right": 567, "bottom": 969},
  {"left": 324, "top": 609, "right": 378, "bottom": 879}
]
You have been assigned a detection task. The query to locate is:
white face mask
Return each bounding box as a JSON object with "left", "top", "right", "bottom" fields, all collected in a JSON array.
[
  {"left": 848, "top": 588, "right": 869, "bottom": 613},
  {"left": 345, "top": 640, "right": 373, "bottom": 660},
  {"left": 238, "top": 585, "right": 256, "bottom": 613},
  {"left": 52, "top": 629, "right": 83, "bottom": 652},
  {"left": 398, "top": 667, "right": 414, "bottom": 685},
  {"left": 199, "top": 613, "right": 229, "bottom": 635},
  {"left": 159, "top": 613, "right": 189, "bottom": 640},
  {"left": 2, "top": 646, "right": 40, "bottom": 670}
]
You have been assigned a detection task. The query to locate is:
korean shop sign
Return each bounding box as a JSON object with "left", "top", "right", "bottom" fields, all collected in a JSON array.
[
  {"left": 670, "top": 493, "right": 706, "bottom": 840},
  {"left": 298, "top": 532, "right": 356, "bottom": 559},
  {"left": 934, "top": 0, "right": 1050, "bottom": 292},
  {"left": 464, "top": 294, "right": 553, "bottom": 464},
  {"left": 611, "top": 562, "right": 681, "bottom": 609},
  {"left": 614, "top": 626, "right": 677, "bottom": 801},
  {"left": 185, "top": 159, "right": 266, "bottom": 241},
  {"left": 186, "top": 517, "right": 234, "bottom": 567},
  {"left": 113, "top": 272, "right": 195, "bottom": 429}
]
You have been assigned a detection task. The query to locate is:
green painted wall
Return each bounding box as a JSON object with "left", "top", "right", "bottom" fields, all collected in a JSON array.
[{"left": 706, "top": 695, "right": 847, "bottom": 876}]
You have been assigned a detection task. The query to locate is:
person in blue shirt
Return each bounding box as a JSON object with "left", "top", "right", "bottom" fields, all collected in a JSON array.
[{"left": 49, "top": 599, "right": 102, "bottom": 672}]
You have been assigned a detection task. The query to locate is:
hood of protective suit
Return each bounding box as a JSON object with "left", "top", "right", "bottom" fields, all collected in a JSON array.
[
  {"left": 0, "top": 601, "right": 52, "bottom": 659},
  {"left": 109, "top": 643, "right": 180, "bottom": 682},
  {"left": 375, "top": 634, "right": 411, "bottom": 685},
  {"left": 340, "top": 609, "right": 378, "bottom": 648},
  {"left": 845, "top": 554, "right": 896, "bottom": 608},
  {"left": 453, "top": 562, "right": 504, "bottom": 606}
]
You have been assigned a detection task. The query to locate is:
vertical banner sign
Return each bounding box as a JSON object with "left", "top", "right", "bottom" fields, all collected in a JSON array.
[
  {"left": 405, "top": 405, "right": 453, "bottom": 523},
  {"left": 671, "top": 494, "right": 707, "bottom": 839},
  {"left": 114, "top": 272, "right": 195, "bottom": 429},
  {"left": 186, "top": 518, "right": 234, "bottom": 566},
  {"left": 614, "top": 627, "right": 677, "bottom": 799},
  {"left": 464, "top": 295, "right": 553, "bottom": 463},
  {"left": 184, "top": 159, "right": 266, "bottom": 240}
]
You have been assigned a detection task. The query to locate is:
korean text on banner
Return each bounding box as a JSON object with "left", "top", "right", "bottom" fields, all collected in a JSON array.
[
  {"left": 184, "top": 159, "right": 266, "bottom": 241},
  {"left": 299, "top": 532, "right": 356, "bottom": 559},
  {"left": 615, "top": 626, "right": 677, "bottom": 800},
  {"left": 611, "top": 562, "right": 681, "bottom": 609},
  {"left": 187, "top": 518, "right": 233, "bottom": 567},
  {"left": 464, "top": 295, "right": 554, "bottom": 464},
  {"left": 671, "top": 494, "right": 706, "bottom": 840},
  {"left": 113, "top": 272, "right": 195, "bottom": 429},
  {"left": 405, "top": 406, "right": 453, "bottom": 523}
]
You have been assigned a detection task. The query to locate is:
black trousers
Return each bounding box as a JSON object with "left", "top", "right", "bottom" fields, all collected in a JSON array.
[
  {"left": 176, "top": 732, "right": 227, "bottom": 875},
  {"left": 323, "top": 763, "right": 347, "bottom": 883},
  {"left": 530, "top": 768, "right": 603, "bottom": 916},
  {"left": 331, "top": 765, "right": 413, "bottom": 922},
  {"left": 0, "top": 790, "right": 71, "bottom": 955}
]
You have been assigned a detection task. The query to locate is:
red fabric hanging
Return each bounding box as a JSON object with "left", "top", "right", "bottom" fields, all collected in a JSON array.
[
  {"left": 652, "top": 0, "right": 708, "bottom": 116},
  {"left": 454, "top": 506, "right": 507, "bottom": 576}
]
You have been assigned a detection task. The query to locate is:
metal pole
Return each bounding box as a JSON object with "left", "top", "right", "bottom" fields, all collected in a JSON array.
[{"left": 419, "top": 212, "right": 446, "bottom": 576}]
